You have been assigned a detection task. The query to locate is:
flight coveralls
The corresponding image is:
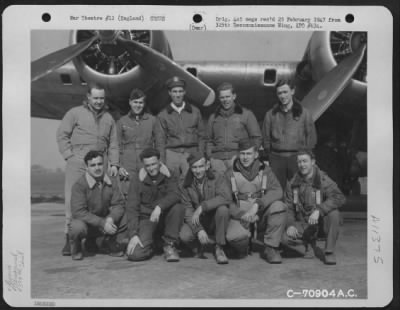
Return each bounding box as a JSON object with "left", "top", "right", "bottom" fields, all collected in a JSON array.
[
  {"left": 206, "top": 104, "right": 262, "bottom": 174},
  {"left": 70, "top": 173, "right": 127, "bottom": 247},
  {"left": 57, "top": 102, "right": 119, "bottom": 234},
  {"left": 125, "top": 165, "right": 184, "bottom": 261},
  {"left": 117, "top": 111, "right": 163, "bottom": 194},
  {"left": 179, "top": 170, "right": 231, "bottom": 248},
  {"left": 283, "top": 166, "right": 346, "bottom": 254},
  {"left": 157, "top": 103, "right": 206, "bottom": 179},
  {"left": 225, "top": 160, "right": 287, "bottom": 255},
  {"left": 262, "top": 100, "right": 317, "bottom": 189}
]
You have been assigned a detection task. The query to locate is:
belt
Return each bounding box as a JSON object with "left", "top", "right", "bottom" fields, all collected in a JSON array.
[
  {"left": 271, "top": 149, "right": 298, "bottom": 157},
  {"left": 72, "top": 145, "right": 106, "bottom": 153},
  {"left": 167, "top": 146, "right": 197, "bottom": 153},
  {"left": 123, "top": 143, "right": 146, "bottom": 150},
  {"left": 271, "top": 149, "right": 298, "bottom": 153}
]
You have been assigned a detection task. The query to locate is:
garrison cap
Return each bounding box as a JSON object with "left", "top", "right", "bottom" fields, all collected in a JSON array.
[
  {"left": 297, "top": 148, "right": 315, "bottom": 159},
  {"left": 187, "top": 151, "right": 208, "bottom": 167},
  {"left": 238, "top": 139, "right": 257, "bottom": 151},
  {"left": 166, "top": 76, "right": 186, "bottom": 89},
  {"left": 139, "top": 148, "right": 160, "bottom": 161},
  {"left": 129, "top": 88, "right": 146, "bottom": 100}
]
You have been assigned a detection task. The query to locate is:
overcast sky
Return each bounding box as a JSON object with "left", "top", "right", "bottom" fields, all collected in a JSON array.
[{"left": 31, "top": 30, "right": 312, "bottom": 169}]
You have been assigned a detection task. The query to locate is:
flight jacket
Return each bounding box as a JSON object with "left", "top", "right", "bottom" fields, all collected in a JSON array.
[{"left": 56, "top": 102, "right": 119, "bottom": 165}]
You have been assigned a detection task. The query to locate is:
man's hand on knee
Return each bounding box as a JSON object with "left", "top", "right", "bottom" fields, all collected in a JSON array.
[
  {"left": 192, "top": 205, "right": 203, "bottom": 226},
  {"left": 286, "top": 226, "right": 300, "bottom": 239},
  {"left": 103, "top": 217, "right": 117, "bottom": 235},
  {"left": 197, "top": 230, "right": 210, "bottom": 245},
  {"left": 150, "top": 206, "right": 161, "bottom": 223},
  {"left": 126, "top": 235, "right": 144, "bottom": 256},
  {"left": 308, "top": 209, "right": 320, "bottom": 225}
]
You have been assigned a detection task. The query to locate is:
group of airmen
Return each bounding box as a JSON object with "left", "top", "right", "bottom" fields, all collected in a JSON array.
[{"left": 56, "top": 76, "right": 346, "bottom": 266}]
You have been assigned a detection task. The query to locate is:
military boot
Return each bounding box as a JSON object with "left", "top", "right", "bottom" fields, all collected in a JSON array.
[
  {"left": 263, "top": 245, "right": 282, "bottom": 264},
  {"left": 324, "top": 252, "right": 337, "bottom": 265},
  {"left": 163, "top": 241, "right": 180, "bottom": 262},
  {"left": 70, "top": 238, "right": 83, "bottom": 260},
  {"left": 215, "top": 245, "right": 228, "bottom": 264},
  {"left": 62, "top": 234, "right": 71, "bottom": 256}
]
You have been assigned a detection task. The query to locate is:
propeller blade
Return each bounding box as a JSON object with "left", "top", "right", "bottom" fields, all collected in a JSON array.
[
  {"left": 31, "top": 33, "right": 100, "bottom": 82},
  {"left": 301, "top": 44, "right": 366, "bottom": 121},
  {"left": 117, "top": 37, "right": 215, "bottom": 107}
]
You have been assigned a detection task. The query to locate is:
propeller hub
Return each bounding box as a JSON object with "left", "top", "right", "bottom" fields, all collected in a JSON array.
[
  {"left": 75, "top": 30, "right": 151, "bottom": 75},
  {"left": 98, "top": 30, "right": 121, "bottom": 44}
]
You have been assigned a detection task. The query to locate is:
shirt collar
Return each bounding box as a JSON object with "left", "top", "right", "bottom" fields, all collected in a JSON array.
[
  {"left": 139, "top": 163, "right": 171, "bottom": 183},
  {"left": 170, "top": 102, "right": 186, "bottom": 114},
  {"left": 85, "top": 172, "right": 112, "bottom": 189},
  {"left": 83, "top": 101, "right": 107, "bottom": 118},
  {"left": 128, "top": 111, "right": 149, "bottom": 120}
]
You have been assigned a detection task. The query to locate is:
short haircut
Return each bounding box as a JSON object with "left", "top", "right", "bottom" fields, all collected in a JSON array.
[
  {"left": 84, "top": 150, "right": 104, "bottom": 165},
  {"left": 275, "top": 78, "right": 295, "bottom": 90},
  {"left": 129, "top": 88, "right": 146, "bottom": 101},
  {"left": 140, "top": 148, "right": 160, "bottom": 161},
  {"left": 87, "top": 83, "right": 105, "bottom": 95},
  {"left": 217, "top": 82, "right": 236, "bottom": 95},
  {"left": 297, "top": 149, "right": 315, "bottom": 159}
]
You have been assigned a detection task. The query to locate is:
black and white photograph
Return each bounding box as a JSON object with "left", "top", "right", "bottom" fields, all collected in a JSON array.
[{"left": 3, "top": 5, "right": 394, "bottom": 307}]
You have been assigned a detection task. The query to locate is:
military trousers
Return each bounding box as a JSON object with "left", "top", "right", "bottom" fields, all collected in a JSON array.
[
  {"left": 282, "top": 209, "right": 340, "bottom": 253},
  {"left": 226, "top": 200, "right": 287, "bottom": 254},
  {"left": 269, "top": 152, "right": 298, "bottom": 189},
  {"left": 179, "top": 205, "right": 230, "bottom": 247},
  {"left": 210, "top": 158, "right": 234, "bottom": 175},
  {"left": 127, "top": 203, "right": 185, "bottom": 261},
  {"left": 69, "top": 213, "right": 128, "bottom": 247}
]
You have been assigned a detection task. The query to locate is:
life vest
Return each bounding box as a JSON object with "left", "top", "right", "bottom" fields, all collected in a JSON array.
[
  {"left": 230, "top": 170, "right": 267, "bottom": 210},
  {"left": 292, "top": 186, "right": 321, "bottom": 214}
]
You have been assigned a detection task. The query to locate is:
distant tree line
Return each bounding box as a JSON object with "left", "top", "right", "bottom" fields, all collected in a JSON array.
[
  {"left": 31, "top": 164, "right": 64, "bottom": 174},
  {"left": 31, "top": 165, "right": 65, "bottom": 202}
]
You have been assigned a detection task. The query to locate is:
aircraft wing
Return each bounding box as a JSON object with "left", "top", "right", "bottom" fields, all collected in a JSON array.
[{"left": 31, "top": 63, "right": 87, "bottom": 120}]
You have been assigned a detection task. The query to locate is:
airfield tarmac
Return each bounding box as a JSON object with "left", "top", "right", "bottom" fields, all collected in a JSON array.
[{"left": 31, "top": 202, "right": 367, "bottom": 300}]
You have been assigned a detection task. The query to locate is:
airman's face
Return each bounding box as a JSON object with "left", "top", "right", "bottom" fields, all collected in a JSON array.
[
  {"left": 86, "top": 156, "right": 104, "bottom": 180},
  {"left": 276, "top": 84, "right": 295, "bottom": 106},
  {"left": 190, "top": 158, "right": 210, "bottom": 180},
  {"left": 239, "top": 147, "right": 258, "bottom": 168},
  {"left": 129, "top": 97, "right": 145, "bottom": 114},
  {"left": 87, "top": 88, "right": 106, "bottom": 112},
  {"left": 143, "top": 156, "right": 161, "bottom": 177},
  {"left": 218, "top": 89, "right": 236, "bottom": 110},
  {"left": 297, "top": 154, "right": 315, "bottom": 177},
  {"left": 168, "top": 87, "right": 186, "bottom": 106}
]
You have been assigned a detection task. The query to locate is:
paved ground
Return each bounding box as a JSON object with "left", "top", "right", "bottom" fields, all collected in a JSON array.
[{"left": 31, "top": 203, "right": 367, "bottom": 300}]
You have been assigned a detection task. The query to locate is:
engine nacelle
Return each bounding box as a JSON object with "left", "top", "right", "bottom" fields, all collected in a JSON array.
[{"left": 70, "top": 30, "right": 172, "bottom": 102}]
